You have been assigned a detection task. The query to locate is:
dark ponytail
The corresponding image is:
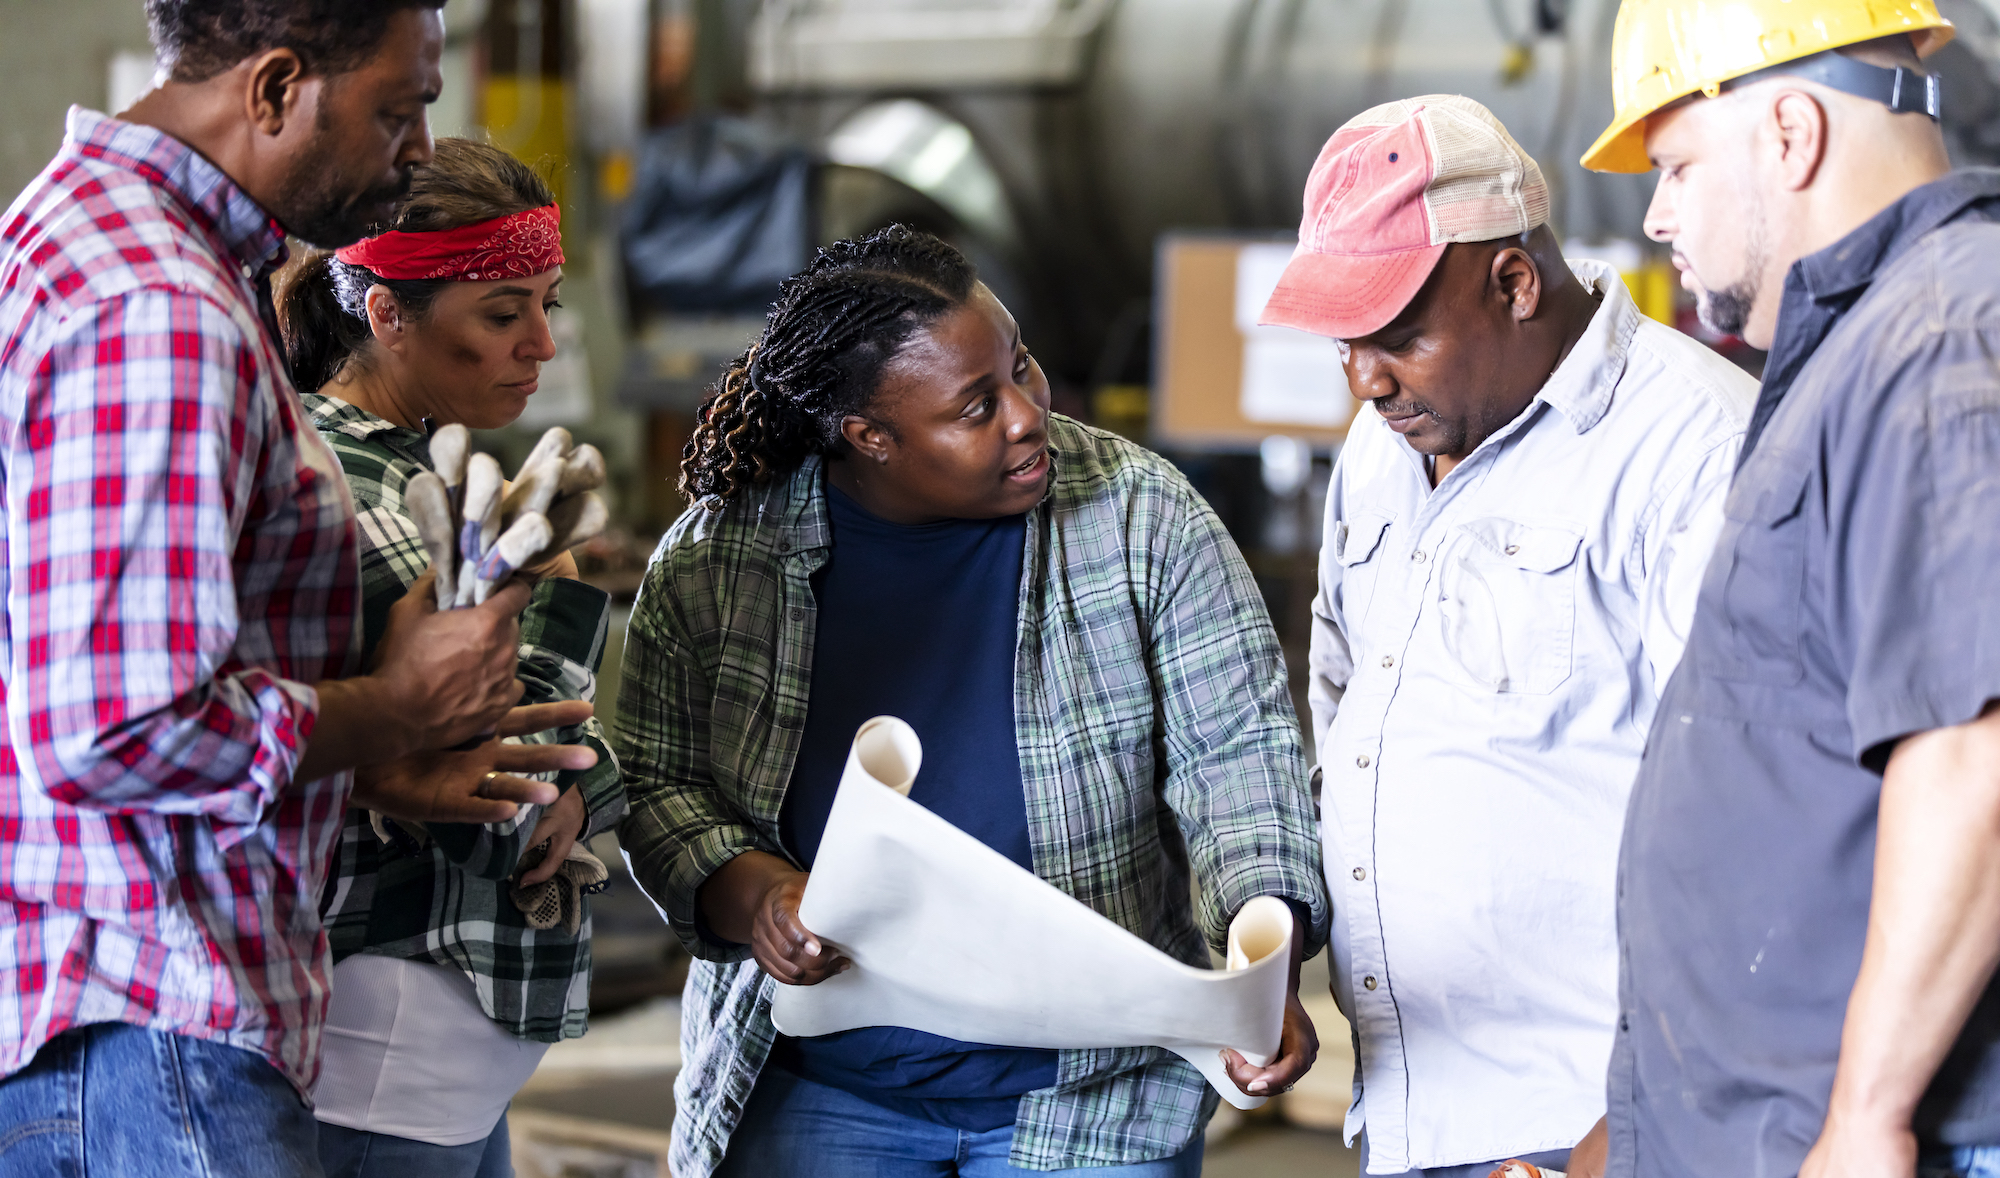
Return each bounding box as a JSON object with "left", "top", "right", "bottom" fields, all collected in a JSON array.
[
  {"left": 679, "top": 224, "right": 978, "bottom": 509},
  {"left": 273, "top": 137, "right": 556, "bottom": 393}
]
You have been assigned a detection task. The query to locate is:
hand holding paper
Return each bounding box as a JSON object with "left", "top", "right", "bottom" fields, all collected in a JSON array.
[{"left": 768, "top": 716, "right": 1301, "bottom": 1110}]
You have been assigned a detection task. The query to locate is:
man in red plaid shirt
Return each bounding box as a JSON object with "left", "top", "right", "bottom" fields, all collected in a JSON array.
[{"left": 0, "top": 4, "right": 597, "bottom": 1174}]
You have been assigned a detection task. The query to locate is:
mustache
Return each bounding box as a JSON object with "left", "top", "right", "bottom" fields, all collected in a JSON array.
[
  {"left": 1372, "top": 397, "right": 1441, "bottom": 420},
  {"left": 350, "top": 167, "right": 418, "bottom": 232}
]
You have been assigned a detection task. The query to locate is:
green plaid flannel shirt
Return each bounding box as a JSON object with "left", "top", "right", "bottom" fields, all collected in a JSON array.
[
  {"left": 615, "top": 415, "right": 1329, "bottom": 1175},
  {"left": 308, "top": 392, "right": 626, "bottom": 1042}
]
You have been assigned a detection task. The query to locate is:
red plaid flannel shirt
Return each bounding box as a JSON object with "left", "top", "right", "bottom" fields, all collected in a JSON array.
[{"left": 0, "top": 108, "right": 360, "bottom": 1091}]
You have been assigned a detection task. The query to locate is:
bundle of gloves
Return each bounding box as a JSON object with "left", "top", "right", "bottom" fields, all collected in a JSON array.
[
  {"left": 372, "top": 424, "right": 614, "bottom": 933},
  {"left": 406, "top": 423, "right": 609, "bottom": 608}
]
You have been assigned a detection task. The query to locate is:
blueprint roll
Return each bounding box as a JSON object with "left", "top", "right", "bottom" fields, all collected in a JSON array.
[{"left": 769, "top": 715, "right": 1294, "bottom": 1110}]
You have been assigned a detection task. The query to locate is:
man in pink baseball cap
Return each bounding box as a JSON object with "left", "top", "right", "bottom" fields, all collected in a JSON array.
[{"left": 1270, "top": 96, "right": 1758, "bottom": 1178}]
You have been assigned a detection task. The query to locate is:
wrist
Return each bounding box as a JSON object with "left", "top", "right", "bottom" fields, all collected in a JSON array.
[
  {"left": 345, "top": 673, "right": 427, "bottom": 762},
  {"left": 1824, "top": 1073, "right": 1921, "bottom": 1135}
]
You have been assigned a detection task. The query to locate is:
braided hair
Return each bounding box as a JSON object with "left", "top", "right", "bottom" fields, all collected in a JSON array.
[{"left": 680, "top": 225, "right": 977, "bottom": 508}]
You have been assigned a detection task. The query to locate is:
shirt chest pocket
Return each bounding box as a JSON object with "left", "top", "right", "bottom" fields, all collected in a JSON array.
[
  {"left": 1436, "top": 518, "right": 1584, "bottom": 695},
  {"left": 1707, "top": 464, "right": 1811, "bottom": 686},
  {"left": 1334, "top": 510, "right": 1395, "bottom": 627}
]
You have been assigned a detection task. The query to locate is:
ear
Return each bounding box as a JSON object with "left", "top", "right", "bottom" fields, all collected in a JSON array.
[
  {"left": 1491, "top": 247, "right": 1543, "bottom": 323},
  {"left": 364, "top": 285, "right": 409, "bottom": 351},
  {"left": 839, "top": 414, "right": 896, "bottom": 464},
  {"left": 1767, "top": 89, "right": 1828, "bottom": 192},
  {"left": 243, "top": 48, "right": 311, "bottom": 137}
]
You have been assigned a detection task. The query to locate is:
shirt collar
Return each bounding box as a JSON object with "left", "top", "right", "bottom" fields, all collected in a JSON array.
[
  {"left": 65, "top": 106, "right": 289, "bottom": 279},
  {"left": 1793, "top": 168, "right": 2000, "bottom": 304},
  {"left": 1530, "top": 258, "right": 1638, "bottom": 436},
  {"left": 302, "top": 391, "right": 431, "bottom": 452}
]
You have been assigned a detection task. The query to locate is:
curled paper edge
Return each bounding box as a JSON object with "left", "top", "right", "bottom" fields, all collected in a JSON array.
[{"left": 771, "top": 716, "right": 1292, "bottom": 1110}]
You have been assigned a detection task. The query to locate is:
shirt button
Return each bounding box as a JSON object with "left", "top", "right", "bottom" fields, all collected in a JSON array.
[
  {"left": 1381, "top": 655, "right": 1395, "bottom": 669},
  {"left": 1355, "top": 755, "right": 1371, "bottom": 769},
  {"left": 1363, "top": 975, "right": 1378, "bottom": 991},
  {"left": 777, "top": 539, "right": 791, "bottom": 553},
  {"left": 1352, "top": 867, "right": 1367, "bottom": 881},
  {"left": 1410, "top": 550, "right": 1427, "bottom": 563},
  {"left": 1504, "top": 543, "right": 1520, "bottom": 556},
  {"left": 789, "top": 607, "right": 805, "bottom": 621},
  {"left": 778, "top": 716, "right": 801, "bottom": 729}
]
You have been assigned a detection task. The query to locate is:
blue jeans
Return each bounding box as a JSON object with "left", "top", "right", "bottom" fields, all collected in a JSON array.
[
  {"left": 1921, "top": 1144, "right": 2000, "bottom": 1178},
  {"left": 715, "top": 1066, "right": 1205, "bottom": 1177},
  {"left": 0, "top": 1022, "right": 321, "bottom": 1177},
  {"left": 317, "top": 1116, "right": 512, "bottom": 1178}
]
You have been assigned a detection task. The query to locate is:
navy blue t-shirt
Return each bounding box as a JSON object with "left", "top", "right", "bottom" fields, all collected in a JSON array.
[{"left": 771, "top": 480, "right": 1058, "bottom": 1131}]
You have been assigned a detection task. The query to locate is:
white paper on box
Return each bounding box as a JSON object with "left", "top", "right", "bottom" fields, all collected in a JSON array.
[{"left": 768, "top": 716, "right": 1294, "bottom": 1110}]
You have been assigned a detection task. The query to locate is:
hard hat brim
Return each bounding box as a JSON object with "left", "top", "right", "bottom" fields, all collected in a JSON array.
[
  {"left": 1581, "top": 20, "right": 1957, "bottom": 175},
  {"left": 1581, "top": 116, "right": 1653, "bottom": 174}
]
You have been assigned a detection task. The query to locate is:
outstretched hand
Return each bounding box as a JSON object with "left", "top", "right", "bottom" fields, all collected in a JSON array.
[{"left": 351, "top": 700, "right": 596, "bottom": 824}]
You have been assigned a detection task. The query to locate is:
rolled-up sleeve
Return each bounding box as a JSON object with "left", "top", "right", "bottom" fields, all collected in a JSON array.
[
  {"left": 1150, "top": 488, "right": 1331, "bottom": 959},
  {"left": 5, "top": 292, "right": 317, "bottom": 825},
  {"left": 615, "top": 565, "right": 761, "bottom": 963}
]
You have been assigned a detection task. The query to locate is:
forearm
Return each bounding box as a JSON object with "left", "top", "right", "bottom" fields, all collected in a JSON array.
[
  {"left": 698, "top": 849, "right": 804, "bottom": 946},
  {"left": 1827, "top": 702, "right": 2000, "bottom": 1131},
  {"left": 294, "top": 675, "right": 422, "bottom": 784}
]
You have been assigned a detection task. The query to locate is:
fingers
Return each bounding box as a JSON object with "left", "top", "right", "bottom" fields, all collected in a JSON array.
[
  {"left": 494, "top": 700, "right": 594, "bottom": 738},
  {"left": 520, "top": 823, "right": 578, "bottom": 885},
  {"left": 403, "top": 568, "right": 439, "bottom": 614},
  {"left": 477, "top": 577, "right": 534, "bottom": 619},
  {"left": 475, "top": 772, "right": 560, "bottom": 809},
  {"left": 489, "top": 741, "right": 598, "bottom": 775},
  {"left": 519, "top": 842, "right": 563, "bottom": 886},
  {"left": 757, "top": 889, "right": 849, "bottom": 985},
  {"left": 1223, "top": 1009, "right": 1320, "bottom": 1096},
  {"left": 519, "top": 790, "right": 583, "bottom": 886}
]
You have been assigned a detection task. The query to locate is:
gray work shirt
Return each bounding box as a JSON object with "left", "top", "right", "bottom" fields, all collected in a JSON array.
[{"left": 1610, "top": 168, "right": 2000, "bottom": 1177}]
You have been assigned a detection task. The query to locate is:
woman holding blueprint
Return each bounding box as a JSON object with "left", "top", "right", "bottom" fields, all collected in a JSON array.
[{"left": 614, "top": 226, "right": 1330, "bottom": 1178}]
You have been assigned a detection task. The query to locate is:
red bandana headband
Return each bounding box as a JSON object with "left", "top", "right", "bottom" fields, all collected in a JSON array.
[{"left": 334, "top": 204, "right": 564, "bottom": 282}]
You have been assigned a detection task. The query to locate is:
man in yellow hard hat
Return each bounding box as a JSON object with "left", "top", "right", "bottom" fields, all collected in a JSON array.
[{"left": 1578, "top": 1, "right": 2000, "bottom": 1177}]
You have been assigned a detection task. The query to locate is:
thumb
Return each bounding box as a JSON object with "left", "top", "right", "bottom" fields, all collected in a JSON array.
[
  {"left": 404, "top": 567, "right": 441, "bottom": 616},
  {"left": 478, "top": 577, "right": 534, "bottom": 619}
]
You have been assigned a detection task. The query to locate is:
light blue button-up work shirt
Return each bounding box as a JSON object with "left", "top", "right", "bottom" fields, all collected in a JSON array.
[{"left": 1309, "top": 262, "right": 1757, "bottom": 1173}]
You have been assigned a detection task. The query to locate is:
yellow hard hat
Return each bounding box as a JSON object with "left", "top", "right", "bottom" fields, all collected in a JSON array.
[{"left": 1581, "top": 0, "right": 1956, "bottom": 173}]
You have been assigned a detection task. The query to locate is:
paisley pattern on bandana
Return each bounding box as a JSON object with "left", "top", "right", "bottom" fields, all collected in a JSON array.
[{"left": 334, "top": 204, "right": 564, "bottom": 282}]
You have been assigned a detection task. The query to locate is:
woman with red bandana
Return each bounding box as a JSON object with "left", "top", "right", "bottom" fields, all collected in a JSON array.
[{"left": 274, "top": 138, "right": 625, "bottom": 1178}]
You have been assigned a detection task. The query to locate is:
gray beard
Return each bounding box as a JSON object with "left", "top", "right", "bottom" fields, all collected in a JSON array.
[
  {"left": 1696, "top": 280, "right": 1757, "bottom": 337},
  {"left": 1692, "top": 192, "right": 1767, "bottom": 339}
]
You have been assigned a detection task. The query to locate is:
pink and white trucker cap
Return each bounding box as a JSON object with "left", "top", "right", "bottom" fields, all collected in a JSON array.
[{"left": 1260, "top": 95, "right": 1550, "bottom": 340}]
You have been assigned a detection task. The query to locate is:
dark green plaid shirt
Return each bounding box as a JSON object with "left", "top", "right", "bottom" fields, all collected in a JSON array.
[
  {"left": 615, "top": 415, "right": 1329, "bottom": 1175},
  {"left": 308, "top": 393, "right": 626, "bottom": 1042}
]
